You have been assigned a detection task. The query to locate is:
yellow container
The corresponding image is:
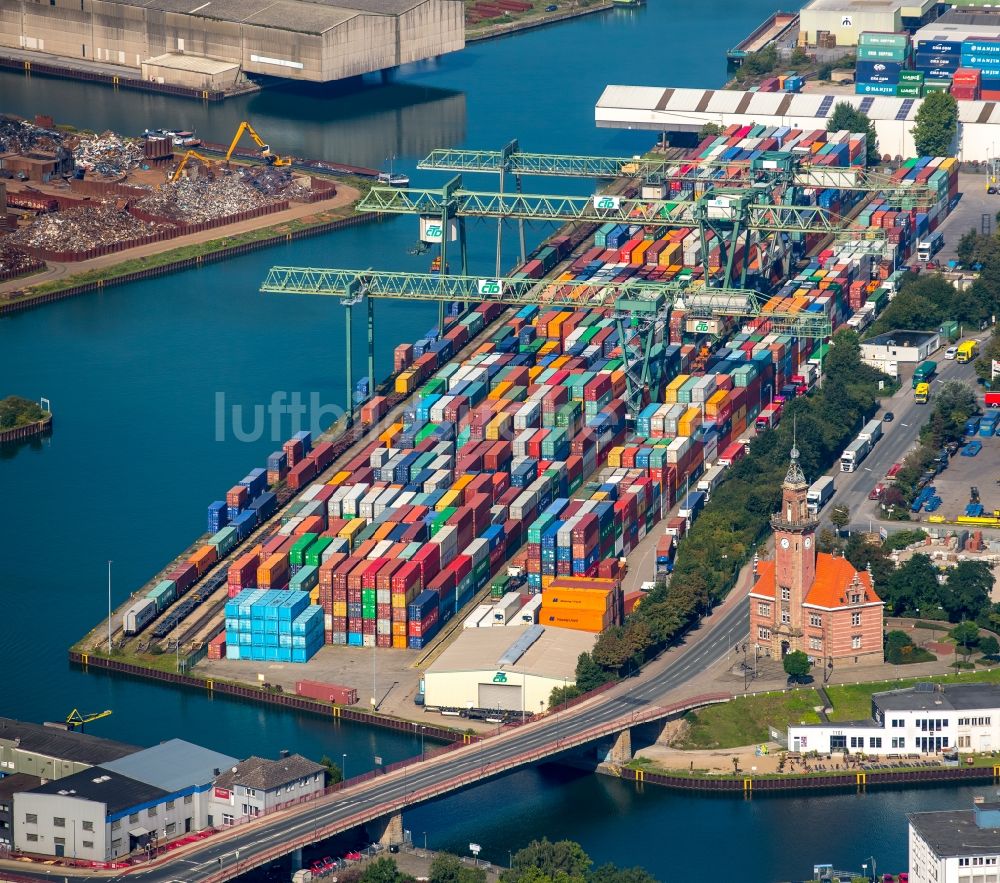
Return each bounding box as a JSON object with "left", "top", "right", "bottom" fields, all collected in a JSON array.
[
  {"left": 489, "top": 381, "right": 512, "bottom": 401},
  {"left": 395, "top": 371, "right": 415, "bottom": 395},
  {"left": 664, "top": 374, "right": 689, "bottom": 404},
  {"left": 327, "top": 470, "right": 352, "bottom": 486},
  {"left": 436, "top": 489, "right": 463, "bottom": 511},
  {"left": 452, "top": 474, "right": 474, "bottom": 492}
]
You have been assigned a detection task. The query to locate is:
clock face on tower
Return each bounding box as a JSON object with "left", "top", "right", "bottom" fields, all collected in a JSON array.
[
  {"left": 780, "top": 537, "right": 790, "bottom": 549},
  {"left": 804, "top": 537, "right": 812, "bottom": 549}
]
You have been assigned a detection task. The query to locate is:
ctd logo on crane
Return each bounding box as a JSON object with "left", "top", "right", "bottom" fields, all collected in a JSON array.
[
  {"left": 593, "top": 195, "right": 621, "bottom": 211},
  {"left": 492, "top": 672, "right": 508, "bottom": 683},
  {"left": 477, "top": 279, "right": 503, "bottom": 296}
]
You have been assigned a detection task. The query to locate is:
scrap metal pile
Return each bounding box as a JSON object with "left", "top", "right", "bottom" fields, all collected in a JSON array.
[
  {"left": 136, "top": 171, "right": 276, "bottom": 222},
  {"left": 0, "top": 116, "right": 65, "bottom": 154},
  {"left": 9, "top": 204, "right": 167, "bottom": 252},
  {"left": 239, "top": 165, "right": 311, "bottom": 200},
  {"left": 0, "top": 240, "right": 39, "bottom": 276},
  {"left": 73, "top": 132, "right": 144, "bottom": 176}
]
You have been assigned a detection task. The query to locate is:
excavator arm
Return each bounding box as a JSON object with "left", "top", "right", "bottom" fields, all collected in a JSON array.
[
  {"left": 225, "top": 121, "right": 292, "bottom": 166},
  {"left": 171, "top": 150, "right": 215, "bottom": 182}
]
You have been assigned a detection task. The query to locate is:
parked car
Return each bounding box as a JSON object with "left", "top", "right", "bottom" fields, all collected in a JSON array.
[
  {"left": 344, "top": 851, "right": 362, "bottom": 862},
  {"left": 945, "top": 346, "right": 958, "bottom": 360},
  {"left": 869, "top": 482, "right": 885, "bottom": 501},
  {"left": 883, "top": 411, "right": 895, "bottom": 422}
]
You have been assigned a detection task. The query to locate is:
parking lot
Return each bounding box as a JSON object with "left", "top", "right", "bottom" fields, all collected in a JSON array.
[
  {"left": 911, "top": 432, "right": 1000, "bottom": 523},
  {"left": 937, "top": 172, "right": 999, "bottom": 264}
]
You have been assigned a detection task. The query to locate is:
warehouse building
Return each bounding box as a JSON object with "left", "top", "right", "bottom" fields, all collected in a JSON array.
[
  {"left": 908, "top": 800, "right": 1000, "bottom": 883},
  {"left": 800, "top": 0, "right": 939, "bottom": 47},
  {"left": 12, "top": 739, "right": 237, "bottom": 861},
  {"left": 0, "top": 718, "right": 139, "bottom": 781},
  {"left": 0, "top": 0, "right": 464, "bottom": 87},
  {"left": 422, "top": 625, "right": 597, "bottom": 715},
  {"left": 595, "top": 85, "right": 1000, "bottom": 161},
  {"left": 787, "top": 682, "right": 1000, "bottom": 754},
  {"left": 0, "top": 774, "right": 40, "bottom": 851}
]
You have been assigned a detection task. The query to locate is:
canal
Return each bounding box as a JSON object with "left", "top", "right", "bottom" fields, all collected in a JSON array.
[{"left": 0, "top": 1, "right": 980, "bottom": 878}]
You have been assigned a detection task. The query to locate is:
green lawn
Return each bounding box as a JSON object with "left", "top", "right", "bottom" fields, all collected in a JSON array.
[
  {"left": 826, "top": 667, "right": 1000, "bottom": 722},
  {"left": 676, "top": 689, "right": 823, "bottom": 750}
]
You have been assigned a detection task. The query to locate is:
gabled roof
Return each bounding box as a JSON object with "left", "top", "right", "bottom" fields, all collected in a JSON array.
[
  {"left": 749, "top": 559, "right": 776, "bottom": 600},
  {"left": 748, "top": 554, "right": 883, "bottom": 608},
  {"left": 804, "top": 554, "right": 882, "bottom": 608},
  {"left": 213, "top": 755, "right": 324, "bottom": 792}
]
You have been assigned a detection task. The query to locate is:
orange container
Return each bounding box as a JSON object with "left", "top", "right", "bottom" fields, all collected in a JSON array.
[{"left": 188, "top": 544, "right": 218, "bottom": 577}]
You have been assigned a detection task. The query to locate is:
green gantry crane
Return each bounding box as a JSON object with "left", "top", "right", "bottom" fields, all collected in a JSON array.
[{"left": 260, "top": 268, "right": 832, "bottom": 414}]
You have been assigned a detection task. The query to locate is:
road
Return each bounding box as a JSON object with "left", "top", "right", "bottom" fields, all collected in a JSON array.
[
  {"left": 1, "top": 582, "right": 750, "bottom": 883},
  {"left": 822, "top": 348, "right": 981, "bottom": 534}
]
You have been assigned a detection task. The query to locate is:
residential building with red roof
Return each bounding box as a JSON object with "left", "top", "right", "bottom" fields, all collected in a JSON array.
[{"left": 749, "top": 445, "right": 884, "bottom": 668}]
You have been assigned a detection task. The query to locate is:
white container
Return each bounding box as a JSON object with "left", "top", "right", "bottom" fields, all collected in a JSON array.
[
  {"left": 464, "top": 604, "right": 494, "bottom": 629},
  {"left": 492, "top": 591, "right": 522, "bottom": 625}
]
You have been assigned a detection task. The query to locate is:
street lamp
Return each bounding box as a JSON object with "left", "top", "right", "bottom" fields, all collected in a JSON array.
[
  {"left": 420, "top": 726, "right": 426, "bottom": 761},
  {"left": 423, "top": 832, "right": 428, "bottom": 852},
  {"left": 342, "top": 753, "right": 348, "bottom": 782}
]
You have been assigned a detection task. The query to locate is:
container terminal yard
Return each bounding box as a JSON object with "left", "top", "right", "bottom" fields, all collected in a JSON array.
[{"left": 71, "top": 90, "right": 964, "bottom": 726}]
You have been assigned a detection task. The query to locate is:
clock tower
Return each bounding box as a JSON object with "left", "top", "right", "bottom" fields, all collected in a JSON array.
[{"left": 769, "top": 442, "right": 818, "bottom": 648}]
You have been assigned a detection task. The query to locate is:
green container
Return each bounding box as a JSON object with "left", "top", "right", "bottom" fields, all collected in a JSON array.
[
  {"left": 290, "top": 565, "right": 318, "bottom": 592},
  {"left": 859, "top": 31, "right": 909, "bottom": 48},
  {"left": 899, "top": 69, "right": 924, "bottom": 84},
  {"left": 858, "top": 45, "right": 908, "bottom": 62},
  {"left": 210, "top": 525, "right": 238, "bottom": 557},
  {"left": 896, "top": 84, "right": 922, "bottom": 98},
  {"left": 924, "top": 81, "right": 951, "bottom": 93},
  {"left": 305, "top": 536, "right": 334, "bottom": 567},
  {"left": 939, "top": 319, "right": 960, "bottom": 342},
  {"left": 290, "top": 533, "right": 318, "bottom": 567}
]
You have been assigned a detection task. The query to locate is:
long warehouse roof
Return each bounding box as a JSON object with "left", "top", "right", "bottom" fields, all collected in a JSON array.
[
  {"left": 595, "top": 85, "right": 1000, "bottom": 130},
  {"left": 98, "top": 0, "right": 433, "bottom": 33}
]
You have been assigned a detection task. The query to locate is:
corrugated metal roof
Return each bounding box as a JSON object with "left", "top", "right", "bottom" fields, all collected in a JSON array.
[
  {"left": 102, "top": 739, "right": 238, "bottom": 794},
  {"left": 0, "top": 717, "right": 140, "bottom": 766}
]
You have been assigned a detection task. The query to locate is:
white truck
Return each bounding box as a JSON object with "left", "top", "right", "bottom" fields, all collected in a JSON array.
[
  {"left": 492, "top": 591, "right": 523, "bottom": 625},
  {"left": 696, "top": 464, "right": 727, "bottom": 500},
  {"left": 841, "top": 437, "right": 872, "bottom": 473},
  {"left": 806, "top": 476, "right": 836, "bottom": 515},
  {"left": 858, "top": 418, "right": 884, "bottom": 446}
]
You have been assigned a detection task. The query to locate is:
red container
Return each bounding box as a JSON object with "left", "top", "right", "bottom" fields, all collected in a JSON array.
[
  {"left": 287, "top": 458, "right": 318, "bottom": 490},
  {"left": 168, "top": 563, "right": 198, "bottom": 595},
  {"left": 283, "top": 438, "right": 305, "bottom": 467},
  {"left": 296, "top": 680, "right": 358, "bottom": 705},
  {"left": 226, "top": 485, "right": 249, "bottom": 509}
]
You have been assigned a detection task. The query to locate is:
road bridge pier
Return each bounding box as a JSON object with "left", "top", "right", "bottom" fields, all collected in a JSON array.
[{"left": 366, "top": 811, "right": 405, "bottom": 848}]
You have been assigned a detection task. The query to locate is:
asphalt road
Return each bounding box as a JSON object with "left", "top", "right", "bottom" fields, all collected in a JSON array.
[{"left": 821, "top": 350, "right": 981, "bottom": 535}]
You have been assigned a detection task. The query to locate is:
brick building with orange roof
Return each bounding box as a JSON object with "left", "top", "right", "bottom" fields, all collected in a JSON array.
[{"left": 749, "top": 445, "right": 884, "bottom": 668}]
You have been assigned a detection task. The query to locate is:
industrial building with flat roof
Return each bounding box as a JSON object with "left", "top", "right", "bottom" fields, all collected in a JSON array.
[
  {"left": 595, "top": 85, "right": 1000, "bottom": 161},
  {"left": 0, "top": 717, "right": 140, "bottom": 780},
  {"left": 423, "top": 624, "right": 597, "bottom": 715},
  {"left": 800, "top": 0, "right": 938, "bottom": 46},
  {"left": 0, "top": 0, "right": 464, "bottom": 88},
  {"left": 908, "top": 801, "right": 1000, "bottom": 883}
]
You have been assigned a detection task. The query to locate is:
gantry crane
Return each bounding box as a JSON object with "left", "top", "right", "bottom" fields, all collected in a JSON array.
[
  {"left": 260, "top": 268, "right": 831, "bottom": 413},
  {"left": 65, "top": 709, "right": 112, "bottom": 731},
  {"left": 226, "top": 121, "right": 292, "bottom": 167}
]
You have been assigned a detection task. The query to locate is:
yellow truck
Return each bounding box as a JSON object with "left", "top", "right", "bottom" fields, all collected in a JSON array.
[
  {"left": 914, "top": 382, "right": 930, "bottom": 404},
  {"left": 956, "top": 340, "right": 979, "bottom": 363}
]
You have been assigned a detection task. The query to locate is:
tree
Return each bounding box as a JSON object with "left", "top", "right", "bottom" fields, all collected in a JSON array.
[
  {"left": 502, "top": 839, "right": 591, "bottom": 883},
  {"left": 911, "top": 91, "right": 958, "bottom": 157},
  {"left": 979, "top": 635, "right": 1000, "bottom": 658},
  {"left": 361, "top": 858, "right": 407, "bottom": 883},
  {"left": 698, "top": 122, "right": 723, "bottom": 139},
  {"left": 430, "top": 854, "right": 487, "bottom": 883},
  {"left": 319, "top": 755, "right": 343, "bottom": 784},
  {"left": 783, "top": 650, "right": 811, "bottom": 682},
  {"left": 943, "top": 561, "right": 994, "bottom": 623},
  {"left": 884, "top": 554, "right": 942, "bottom": 616},
  {"left": 587, "top": 867, "right": 658, "bottom": 883},
  {"left": 951, "top": 621, "right": 981, "bottom": 659},
  {"left": 827, "top": 101, "right": 880, "bottom": 165},
  {"left": 957, "top": 228, "right": 981, "bottom": 267},
  {"left": 574, "top": 652, "right": 612, "bottom": 692},
  {"left": 830, "top": 505, "right": 850, "bottom": 534},
  {"left": 549, "top": 684, "right": 581, "bottom": 709}
]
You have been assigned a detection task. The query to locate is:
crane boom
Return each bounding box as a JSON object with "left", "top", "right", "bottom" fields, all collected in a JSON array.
[{"left": 225, "top": 121, "right": 292, "bottom": 166}]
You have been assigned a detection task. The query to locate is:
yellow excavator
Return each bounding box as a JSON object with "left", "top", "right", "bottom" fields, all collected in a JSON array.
[
  {"left": 225, "top": 120, "right": 292, "bottom": 167},
  {"left": 170, "top": 150, "right": 216, "bottom": 183}
]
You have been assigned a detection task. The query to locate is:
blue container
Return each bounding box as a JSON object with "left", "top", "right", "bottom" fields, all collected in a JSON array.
[
  {"left": 856, "top": 60, "right": 903, "bottom": 83},
  {"left": 917, "top": 39, "right": 962, "bottom": 55},
  {"left": 248, "top": 490, "right": 278, "bottom": 522},
  {"left": 267, "top": 451, "right": 287, "bottom": 472},
  {"left": 233, "top": 509, "right": 258, "bottom": 541},
  {"left": 292, "top": 430, "right": 312, "bottom": 453},
  {"left": 240, "top": 467, "right": 268, "bottom": 500},
  {"left": 208, "top": 500, "right": 229, "bottom": 533}
]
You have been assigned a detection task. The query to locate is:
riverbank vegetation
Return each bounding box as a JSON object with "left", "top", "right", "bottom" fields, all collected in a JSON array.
[
  {"left": 574, "top": 329, "right": 889, "bottom": 689},
  {"left": 676, "top": 690, "right": 822, "bottom": 750},
  {"left": 0, "top": 395, "right": 48, "bottom": 429}
]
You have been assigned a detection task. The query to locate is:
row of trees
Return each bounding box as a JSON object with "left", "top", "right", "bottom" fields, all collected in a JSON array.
[
  {"left": 571, "top": 330, "right": 889, "bottom": 688},
  {"left": 348, "top": 840, "right": 658, "bottom": 883}
]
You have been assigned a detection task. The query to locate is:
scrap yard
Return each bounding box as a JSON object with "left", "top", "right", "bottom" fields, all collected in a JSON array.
[{"left": 0, "top": 115, "right": 348, "bottom": 286}]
